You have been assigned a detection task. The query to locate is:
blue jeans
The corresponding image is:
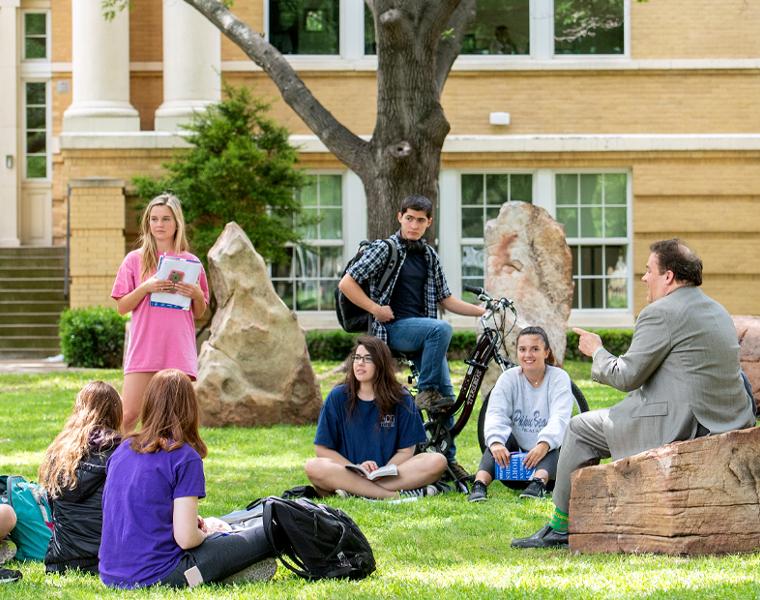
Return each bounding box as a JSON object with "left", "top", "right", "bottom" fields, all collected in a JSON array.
[
  {"left": 385, "top": 317, "right": 454, "bottom": 397},
  {"left": 385, "top": 317, "right": 457, "bottom": 460}
]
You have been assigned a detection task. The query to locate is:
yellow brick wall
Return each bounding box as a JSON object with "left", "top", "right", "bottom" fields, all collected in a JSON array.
[
  {"left": 130, "top": 0, "right": 162, "bottom": 62},
  {"left": 631, "top": 0, "right": 760, "bottom": 59},
  {"left": 68, "top": 181, "right": 127, "bottom": 308},
  {"left": 221, "top": 0, "right": 264, "bottom": 61}
]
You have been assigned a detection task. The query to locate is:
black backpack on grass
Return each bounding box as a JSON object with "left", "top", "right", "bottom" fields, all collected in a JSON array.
[
  {"left": 261, "top": 496, "right": 376, "bottom": 581},
  {"left": 335, "top": 238, "right": 399, "bottom": 333}
]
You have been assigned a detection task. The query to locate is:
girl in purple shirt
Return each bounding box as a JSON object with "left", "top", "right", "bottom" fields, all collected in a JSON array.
[
  {"left": 111, "top": 194, "right": 209, "bottom": 433},
  {"left": 99, "top": 369, "right": 276, "bottom": 589}
]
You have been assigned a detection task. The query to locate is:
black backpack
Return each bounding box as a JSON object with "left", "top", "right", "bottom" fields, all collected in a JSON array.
[
  {"left": 261, "top": 496, "right": 376, "bottom": 581},
  {"left": 335, "top": 238, "right": 399, "bottom": 333}
]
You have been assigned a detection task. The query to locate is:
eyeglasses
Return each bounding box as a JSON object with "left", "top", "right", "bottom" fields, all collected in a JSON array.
[{"left": 352, "top": 354, "right": 374, "bottom": 364}]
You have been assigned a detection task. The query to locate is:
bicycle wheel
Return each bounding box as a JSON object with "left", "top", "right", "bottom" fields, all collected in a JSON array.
[{"left": 477, "top": 380, "right": 589, "bottom": 453}]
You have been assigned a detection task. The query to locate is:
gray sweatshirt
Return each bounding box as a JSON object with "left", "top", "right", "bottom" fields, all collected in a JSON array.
[{"left": 484, "top": 365, "right": 574, "bottom": 451}]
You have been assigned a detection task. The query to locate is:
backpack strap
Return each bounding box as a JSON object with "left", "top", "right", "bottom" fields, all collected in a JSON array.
[
  {"left": 262, "top": 497, "right": 313, "bottom": 579},
  {"left": 376, "top": 238, "right": 400, "bottom": 299}
]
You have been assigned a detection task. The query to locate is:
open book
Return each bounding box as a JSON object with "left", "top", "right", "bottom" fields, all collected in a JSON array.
[
  {"left": 345, "top": 463, "right": 398, "bottom": 481},
  {"left": 149, "top": 255, "right": 202, "bottom": 311}
]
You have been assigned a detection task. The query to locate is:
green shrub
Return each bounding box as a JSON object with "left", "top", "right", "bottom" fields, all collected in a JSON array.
[
  {"left": 565, "top": 328, "right": 633, "bottom": 361},
  {"left": 306, "top": 330, "right": 359, "bottom": 361},
  {"left": 306, "top": 328, "right": 633, "bottom": 362},
  {"left": 59, "top": 307, "right": 129, "bottom": 368}
]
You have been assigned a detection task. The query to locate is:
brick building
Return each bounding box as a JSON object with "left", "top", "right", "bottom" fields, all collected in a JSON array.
[{"left": 1, "top": 0, "right": 759, "bottom": 341}]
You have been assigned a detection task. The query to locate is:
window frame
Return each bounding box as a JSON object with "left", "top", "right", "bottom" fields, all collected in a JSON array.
[
  {"left": 554, "top": 168, "right": 633, "bottom": 312},
  {"left": 22, "top": 79, "right": 51, "bottom": 182},
  {"left": 21, "top": 10, "right": 50, "bottom": 62},
  {"left": 458, "top": 170, "right": 537, "bottom": 294},
  {"left": 270, "top": 171, "right": 345, "bottom": 312}
]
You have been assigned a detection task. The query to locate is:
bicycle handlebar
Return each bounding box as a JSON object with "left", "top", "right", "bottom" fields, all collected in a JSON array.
[{"left": 464, "top": 285, "right": 515, "bottom": 313}]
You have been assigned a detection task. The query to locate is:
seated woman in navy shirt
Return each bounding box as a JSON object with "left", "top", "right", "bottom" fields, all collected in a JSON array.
[{"left": 305, "top": 336, "right": 447, "bottom": 499}]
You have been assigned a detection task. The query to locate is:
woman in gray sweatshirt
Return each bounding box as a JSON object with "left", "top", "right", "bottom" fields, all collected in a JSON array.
[{"left": 468, "top": 326, "right": 574, "bottom": 502}]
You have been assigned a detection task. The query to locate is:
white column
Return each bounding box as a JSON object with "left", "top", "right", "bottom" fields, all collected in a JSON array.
[
  {"left": 438, "top": 169, "right": 461, "bottom": 299},
  {"left": 340, "top": 0, "right": 365, "bottom": 60},
  {"left": 342, "top": 171, "right": 367, "bottom": 264},
  {"left": 154, "top": 0, "right": 221, "bottom": 131},
  {"left": 63, "top": 0, "right": 139, "bottom": 132},
  {"left": 0, "top": 0, "right": 20, "bottom": 245}
]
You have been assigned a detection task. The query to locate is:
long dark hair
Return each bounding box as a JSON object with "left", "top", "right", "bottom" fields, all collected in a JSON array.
[
  {"left": 345, "top": 336, "right": 405, "bottom": 417},
  {"left": 517, "top": 326, "right": 556, "bottom": 366},
  {"left": 130, "top": 369, "right": 208, "bottom": 458},
  {"left": 39, "top": 381, "right": 122, "bottom": 498}
]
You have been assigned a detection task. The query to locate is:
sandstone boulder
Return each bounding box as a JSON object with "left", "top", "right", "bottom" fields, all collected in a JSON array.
[
  {"left": 734, "top": 315, "right": 760, "bottom": 413},
  {"left": 195, "top": 222, "right": 322, "bottom": 426},
  {"left": 480, "top": 202, "right": 574, "bottom": 394},
  {"left": 569, "top": 427, "right": 760, "bottom": 555}
]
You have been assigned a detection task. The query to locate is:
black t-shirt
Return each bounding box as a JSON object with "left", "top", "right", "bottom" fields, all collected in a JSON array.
[{"left": 389, "top": 250, "right": 427, "bottom": 319}]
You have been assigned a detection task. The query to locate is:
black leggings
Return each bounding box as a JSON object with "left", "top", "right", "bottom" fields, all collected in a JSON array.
[
  {"left": 477, "top": 434, "right": 559, "bottom": 490},
  {"left": 158, "top": 522, "right": 273, "bottom": 588}
]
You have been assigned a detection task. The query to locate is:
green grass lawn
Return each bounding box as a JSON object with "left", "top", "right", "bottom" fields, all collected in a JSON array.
[{"left": 0, "top": 361, "right": 758, "bottom": 599}]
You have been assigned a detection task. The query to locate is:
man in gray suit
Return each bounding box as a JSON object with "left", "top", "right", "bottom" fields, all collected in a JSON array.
[{"left": 512, "top": 239, "right": 756, "bottom": 549}]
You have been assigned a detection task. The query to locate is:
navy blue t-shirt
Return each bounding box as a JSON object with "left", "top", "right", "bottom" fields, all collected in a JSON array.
[
  {"left": 389, "top": 250, "right": 427, "bottom": 320},
  {"left": 314, "top": 384, "right": 426, "bottom": 466}
]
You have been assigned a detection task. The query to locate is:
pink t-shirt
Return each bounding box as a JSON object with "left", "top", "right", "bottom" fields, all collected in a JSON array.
[{"left": 111, "top": 250, "right": 209, "bottom": 378}]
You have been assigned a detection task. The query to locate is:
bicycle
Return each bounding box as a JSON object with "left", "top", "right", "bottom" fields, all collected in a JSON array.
[{"left": 404, "top": 286, "right": 589, "bottom": 486}]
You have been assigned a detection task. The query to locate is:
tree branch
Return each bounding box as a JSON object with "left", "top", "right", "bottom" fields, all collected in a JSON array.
[
  {"left": 183, "top": 0, "right": 370, "bottom": 173},
  {"left": 434, "top": 0, "right": 476, "bottom": 94}
]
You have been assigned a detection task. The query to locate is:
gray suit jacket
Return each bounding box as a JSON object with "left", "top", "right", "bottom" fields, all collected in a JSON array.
[{"left": 592, "top": 285, "right": 755, "bottom": 460}]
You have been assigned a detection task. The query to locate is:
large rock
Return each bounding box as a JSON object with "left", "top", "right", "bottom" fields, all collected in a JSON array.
[
  {"left": 569, "top": 427, "right": 760, "bottom": 555},
  {"left": 480, "top": 202, "right": 573, "bottom": 394},
  {"left": 195, "top": 223, "right": 322, "bottom": 426},
  {"left": 734, "top": 315, "right": 760, "bottom": 413}
]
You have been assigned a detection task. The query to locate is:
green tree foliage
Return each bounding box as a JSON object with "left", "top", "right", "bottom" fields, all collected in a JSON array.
[{"left": 134, "top": 84, "right": 305, "bottom": 263}]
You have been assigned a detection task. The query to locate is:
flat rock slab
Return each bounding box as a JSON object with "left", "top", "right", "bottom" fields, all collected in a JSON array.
[{"left": 569, "top": 427, "right": 760, "bottom": 555}]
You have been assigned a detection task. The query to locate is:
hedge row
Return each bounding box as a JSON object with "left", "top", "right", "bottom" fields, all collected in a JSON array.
[
  {"left": 306, "top": 328, "right": 633, "bottom": 362},
  {"left": 57, "top": 305, "right": 634, "bottom": 367}
]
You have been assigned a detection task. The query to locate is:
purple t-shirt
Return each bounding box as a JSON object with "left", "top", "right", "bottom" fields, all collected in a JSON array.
[{"left": 99, "top": 439, "right": 206, "bottom": 588}]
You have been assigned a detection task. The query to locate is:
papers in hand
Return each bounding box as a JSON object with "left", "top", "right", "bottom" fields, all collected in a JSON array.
[
  {"left": 344, "top": 463, "right": 398, "bottom": 481},
  {"left": 149, "top": 255, "right": 202, "bottom": 311}
]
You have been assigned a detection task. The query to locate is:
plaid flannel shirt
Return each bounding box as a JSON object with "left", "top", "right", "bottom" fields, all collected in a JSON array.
[{"left": 345, "top": 232, "right": 451, "bottom": 342}]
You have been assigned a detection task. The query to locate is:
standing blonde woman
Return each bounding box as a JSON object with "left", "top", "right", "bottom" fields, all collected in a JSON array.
[
  {"left": 39, "top": 381, "right": 122, "bottom": 574},
  {"left": 111, "top": 193, "right": 208, "bottom": 432}
]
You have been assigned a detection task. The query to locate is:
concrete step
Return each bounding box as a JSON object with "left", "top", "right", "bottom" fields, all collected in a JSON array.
[
  {"left": 0, "top": 300, "right": 68, "bottom": 314},
  {"left": 0, "top": 313, "right": 61, "bottom": 325},
  {"left": 0, "top": 336, "right": 61, "bottom": 350},
  {"left": 0, "top": 324, "right": 59, "bottom": 337},
  {"left": 0, "top": 255, "right": 65, "bottom": 266},
  {"left": 0, "top": 349, "right": 62, "bottom": 360},
  {"left": 0, "top": 289, "right": 66, "bottom": 302},
  {"left": 0, "top": 278, "right": 66, "bottom": 290},
  {"left": 0, "top": 267, "right": 64, "bottom": 279},
  {"left": 0, "top": 246, "right": 65, "bottom": 258}
]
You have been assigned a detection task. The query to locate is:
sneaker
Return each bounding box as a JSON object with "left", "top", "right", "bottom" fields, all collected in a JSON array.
[
  {"left": 398, "top": 484, "right": 438, "bottom": 499},
  {"left": 414, "top": 389, "right": 454, "bottom": 412},
  {"left": 334, "top": 489, "right": 352, "bottom": 498},
  {"left": 519, "top": 477, "right": 547, "bottom": 499},
  {"left": 447, "top": 460, "right": 471, "bottom": 482},
  {"left": 0, "top": 540, "right": 16, "bottom": 565},
  {"left": 0, "top": 567, "right": 21, "bottom": 584},
  {"left": 468, "top": 480, "right": 488, "bottom": 503},
  {"left": 222, "top": 558, "right": 277, "bottom": 584}
]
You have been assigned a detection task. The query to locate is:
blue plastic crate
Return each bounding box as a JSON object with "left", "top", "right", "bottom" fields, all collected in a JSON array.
[{"left": 494, "top": 452, "right": 535, "bottom": 481}]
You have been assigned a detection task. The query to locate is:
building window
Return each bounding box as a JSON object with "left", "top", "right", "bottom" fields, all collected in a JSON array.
[
  {"left": 269, "top": 0, "right": 339, "bottom": 55},
  {"left": 460, "top": 173, "right": 533, "bottom": 291},
  {"left": 23, "top": 12, "right": 48, "bottom": 60},
  {"left": 271, "top": 174, "right": 343, "bottom": 310},
  {"left": 554, "top": 0, "right": 625, "bottom": 55},
  {"left": 24, "top": 82, "right": 48, "bottom": 180},
  {"left": 555, "top": 173, "right": 628, "bottom": 309},
  {"left": 461, "top": 0, "right": 530, "bottom": 55}
]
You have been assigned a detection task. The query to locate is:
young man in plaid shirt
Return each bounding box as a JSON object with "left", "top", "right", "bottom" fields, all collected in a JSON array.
[{"left": 338, "top": 195, "right": 485, "bottom": 475}]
